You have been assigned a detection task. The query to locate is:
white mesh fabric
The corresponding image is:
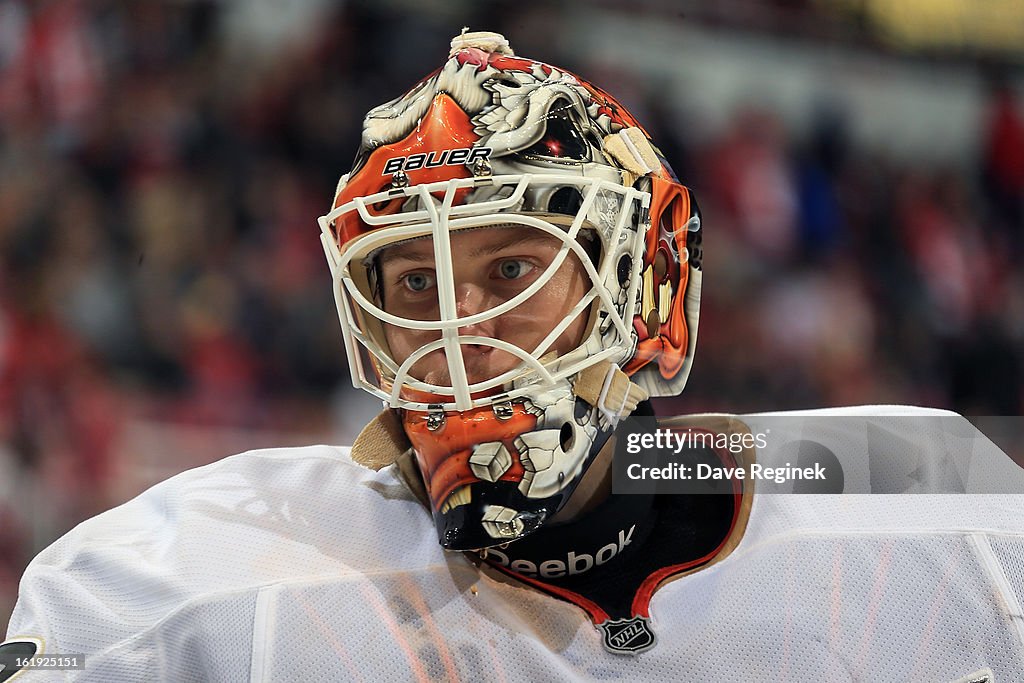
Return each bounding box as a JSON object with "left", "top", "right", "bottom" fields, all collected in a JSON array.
[
  {"left": 988, "top": 536, "right": 1024, "bottom": 643},
  {"left": 7, "top": 445, "right": 441, "bottom": 680},
  {"left": 248, "top": 564, "right": 600, "bottom": 682},
  {"left": 82, "top": 591, "right": 258, "bottom": 682},
  {"left": 648, "top": 532, "right": 1024, "bottom": 680}
]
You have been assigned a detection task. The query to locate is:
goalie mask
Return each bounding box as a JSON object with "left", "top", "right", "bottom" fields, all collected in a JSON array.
[{"left": 319, "top": 31, "right": 703, "bottom": 550}]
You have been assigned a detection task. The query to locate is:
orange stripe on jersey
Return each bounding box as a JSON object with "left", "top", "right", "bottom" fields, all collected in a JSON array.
[
  {"left": 853, "top": 539, "right": 896, "bottom": 673},
  {"left": 295, "top": 591, "right": 366, "bottom": 682},
  {"left": 399, "top": 575, "right": 461, "bottom": 682},
  {"left": 358, "top": 582, "right": 433, "bottom": 683},
  {"left": 907, "top": 550, "right": 963, "bottom": 679}
]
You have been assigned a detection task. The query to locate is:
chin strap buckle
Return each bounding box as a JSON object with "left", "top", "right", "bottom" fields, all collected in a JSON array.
[
  {"left": 492, "top": 400, "right": 515, "bottom": 421},
  {"left": 426, "top": 406, "right": 447, "bottom": 431}
]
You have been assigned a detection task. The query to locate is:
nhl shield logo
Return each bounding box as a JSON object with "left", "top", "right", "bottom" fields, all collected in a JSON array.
[{"left": 599, "top": 616, "right": 657, "bottom": 655}]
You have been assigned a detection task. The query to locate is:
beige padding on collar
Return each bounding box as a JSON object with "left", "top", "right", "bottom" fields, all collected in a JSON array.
[{"left": 351, "top": 408, "right": 411, "bottom": 471}]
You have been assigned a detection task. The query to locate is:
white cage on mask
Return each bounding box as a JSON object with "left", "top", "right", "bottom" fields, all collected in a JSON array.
[{"left": 319, "top": 173, "right": 651, "bottom": 412}]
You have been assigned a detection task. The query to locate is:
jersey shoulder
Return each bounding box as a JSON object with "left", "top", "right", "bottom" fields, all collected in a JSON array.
[{"left": 5, "top": 444, "right": 439, "bottom": 662}]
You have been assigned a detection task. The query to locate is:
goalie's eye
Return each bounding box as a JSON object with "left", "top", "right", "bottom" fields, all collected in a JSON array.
[
  {"left": 401, "top": 271, "right": 435, "bottom": 293},
  {"left": 496, "top": 259, "right": 536, "bottom": 281}
]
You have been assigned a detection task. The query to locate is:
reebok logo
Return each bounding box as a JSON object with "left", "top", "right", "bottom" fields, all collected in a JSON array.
[
  {"left": 382, "top": 147, "right": 492, "bottom": 175},
  {"left": 487, "top": 525, "right": 636, "bottom": 579}
]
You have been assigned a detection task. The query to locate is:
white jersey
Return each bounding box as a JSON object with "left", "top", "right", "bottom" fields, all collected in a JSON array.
[{"left": 5, "top": 406, "right": 1024, "bottom": 681}]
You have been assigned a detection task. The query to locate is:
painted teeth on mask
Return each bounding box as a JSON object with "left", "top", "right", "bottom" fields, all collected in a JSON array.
[
  {"left": 641, "top": 264, "right": 655, "bottom": 323},
  {"left": 481, "top": 504, "right": 526, "bottom": 539},
  {"left": 469, "top": 441, "right": 513, "bottom": 482},
  {"left": 440, "top": 484, "right": 472, "bottom": 514},
  {"left": 658, "top": 280, "right": 673, "bottom": 323},
  {"left": 520, "top": 398, "right": 543, "bottom": 417}
]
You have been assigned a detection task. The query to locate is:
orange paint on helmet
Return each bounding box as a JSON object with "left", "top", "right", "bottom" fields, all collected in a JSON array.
[
  {"left": 577, "top": 80, "right": 649, "bottom": 136},
  {"left": 624, "top": 177, "right": 692, "bottom": 379},
  {"left": 404, "top": 404, "right": 537, "bottom": 512},
  {"left": 332, "top": 93, "right": 481, "bottom": 248}
]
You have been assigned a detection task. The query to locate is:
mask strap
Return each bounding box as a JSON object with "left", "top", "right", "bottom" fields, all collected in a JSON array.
[{"left": 573, "top": 361, "right": 649, "bottom": 426}]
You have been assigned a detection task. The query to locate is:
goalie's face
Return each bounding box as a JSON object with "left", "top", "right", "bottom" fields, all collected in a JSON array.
[{"left": 377, "top": 225, "right": 592, "bottom": 387}]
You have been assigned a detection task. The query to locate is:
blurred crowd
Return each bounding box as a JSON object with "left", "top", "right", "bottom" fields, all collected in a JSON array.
[{"left": 1, "top": 0, "right": 1022, "bottom": 625}]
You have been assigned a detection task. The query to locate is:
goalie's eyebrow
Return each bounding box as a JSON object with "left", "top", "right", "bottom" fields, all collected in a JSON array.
[{"left": 378, "top": 229, "right": 560, "bottom": 267}]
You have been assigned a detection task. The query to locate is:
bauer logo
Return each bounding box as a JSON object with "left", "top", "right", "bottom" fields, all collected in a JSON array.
[
  {"left": 599, "top": 616, "right": 657, "bottom": 655},
  {"left": 382, "top": 147, "right": 492, "bottom": 175}
]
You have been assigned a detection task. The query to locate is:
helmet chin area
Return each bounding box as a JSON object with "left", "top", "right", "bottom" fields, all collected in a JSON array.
[
  {"left": 403, "top": 382, "right": 614, "bottom": 551},
  {"left": 435, "top": 481, "right": 553, "bottom": 550}
]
